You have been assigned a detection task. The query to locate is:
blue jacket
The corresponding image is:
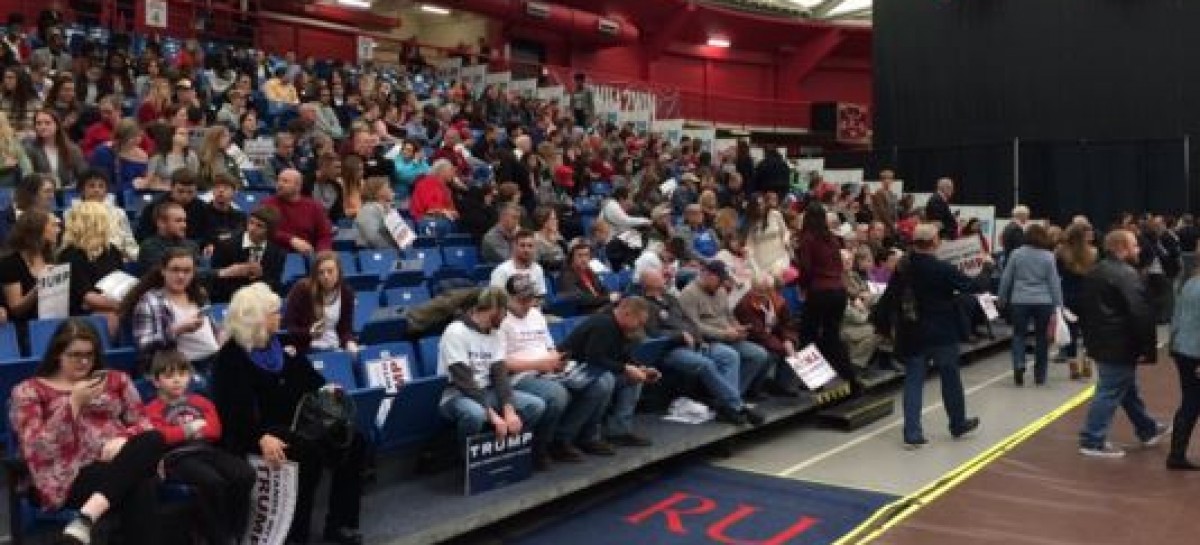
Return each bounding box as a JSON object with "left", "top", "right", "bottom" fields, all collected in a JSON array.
[
  {"left": 1172, "top": 277, "right": 1200, "bottom": 358},
  {"left": 999, "top": 246, "right": 1063, "bottom": 307}
]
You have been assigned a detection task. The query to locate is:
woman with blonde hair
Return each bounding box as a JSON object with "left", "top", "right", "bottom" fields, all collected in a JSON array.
[
  {"left": 211, "top": 282, "right": 366, "bottom": 544},
  {"left": 58, "top": 201, "right": 123, "bottom": 331},
  {"left": 197, "top": 125, "right": 244, "bottom": 191},
  {"left": 354, "top": 177, "right": 398, "bottom": 250},
  {"left": 0, "top": 110, "right": 30, "bottom": 186},
  {"left": 283, "top": 251, "right": 358, "bottom": 355}
]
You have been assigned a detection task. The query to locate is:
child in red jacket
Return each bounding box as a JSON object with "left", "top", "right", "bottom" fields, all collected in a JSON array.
[{"left": 145, "top": 350, "right": 255, "bottom": 545}]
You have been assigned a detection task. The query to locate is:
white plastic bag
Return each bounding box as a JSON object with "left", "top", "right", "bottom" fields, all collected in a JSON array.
[{"left": 1051, "top": 306, "right": 1072, "bottom": 349}]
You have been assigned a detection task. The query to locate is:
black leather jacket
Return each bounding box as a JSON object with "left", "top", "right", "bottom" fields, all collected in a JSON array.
[{"left": 1079, "top": 257, "right": 1156, "bottom": 364}]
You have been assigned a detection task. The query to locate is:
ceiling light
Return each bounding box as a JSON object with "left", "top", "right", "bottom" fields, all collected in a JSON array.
[
  {"left": 707, "top": 37, "right": 731, "bottom": 48},
  {"left": 420, "top": 4, "right": 450, "bottom": 15}
]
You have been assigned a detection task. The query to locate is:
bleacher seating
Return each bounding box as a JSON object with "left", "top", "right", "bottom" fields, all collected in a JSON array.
[
  {"left": 416, "top": 336, "right": 442, "bottom": 378},
  {"left": 310, "top": 351, "right": 360, "bottom": 390}
]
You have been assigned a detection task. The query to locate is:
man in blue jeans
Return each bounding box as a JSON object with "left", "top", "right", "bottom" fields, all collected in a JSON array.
[
  {"left": 498, "top": 275, "right": 615, "bottom": 466},
  {"left": 438, "top": 287, "right": 546, "bottom": 449},
  {"left": 874, "top": 224, "right": 983, "bottom": 449},
  {"left": 1077, "top": 229, "right": 1170, "bottom": 457},
  {"left": 634, "top": 267, "right": 765, "bottom": 426}
]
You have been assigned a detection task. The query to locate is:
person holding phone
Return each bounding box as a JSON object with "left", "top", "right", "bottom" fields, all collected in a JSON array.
[
  {"left": 284, "top": 251, "right": 357, "bottom": 355},
  {"left": 122, "top": 248, "right": 220, "bottom": 375},
  {"left": 9, "top": 318, "right": 164, "bottom": 545}
]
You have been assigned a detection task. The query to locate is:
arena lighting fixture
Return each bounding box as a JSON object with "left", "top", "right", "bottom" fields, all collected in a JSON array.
[
  {"left": 707, "top": 37, "right": 731, "bottom": 48},
  {"left": 420, "top": 4, "right": 451, "bottom": 15},
  {"left": 336, "top": 0, "right": 371, "bottom": 7}
]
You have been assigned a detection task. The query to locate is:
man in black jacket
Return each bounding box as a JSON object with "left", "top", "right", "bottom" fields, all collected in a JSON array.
[
  {"left": 209, "top": 207, "right": 285, "bottom": 303},
  {"left": 559, "top": 296, "right": 659, "bottom": 448},
  {"left": 1077, "top": 229, "right": 1170, "bottom": 458},
  {"left": 925, "top": 177, "right": 958, "bottom": 240}
]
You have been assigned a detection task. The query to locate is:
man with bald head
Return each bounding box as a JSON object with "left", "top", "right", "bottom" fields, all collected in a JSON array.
[
  {"left": 1077, "top": 229, "right": 1168, "bottom": 458},
  {"left": 261, "top": 168, "right": 333, "bottom": 254}
]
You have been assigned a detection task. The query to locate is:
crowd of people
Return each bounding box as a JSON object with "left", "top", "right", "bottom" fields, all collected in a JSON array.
[{"left": 1, "top": 14, "right": 1199, "bottom": 545}]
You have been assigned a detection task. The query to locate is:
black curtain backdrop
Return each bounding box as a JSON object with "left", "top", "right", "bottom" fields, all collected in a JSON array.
[{"left": 874, "top": 0, "right": 1197, "bottom": 224}]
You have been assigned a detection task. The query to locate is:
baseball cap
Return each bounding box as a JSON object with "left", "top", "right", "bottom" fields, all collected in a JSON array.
[
  {"left": 175, "top": 78, "right": 193, "bottom": 90},
  {"left": 505, "top": 274, "right": 539, "bottom": 299},
  {"left": 701, "top": 260, "right": 732, "bottom": 282}
]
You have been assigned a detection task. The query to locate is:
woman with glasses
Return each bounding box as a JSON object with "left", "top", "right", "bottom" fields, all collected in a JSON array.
[
  {"left": 122, "top": 248, "right": 220, "bottom": 375},
  {"left": 9, "top": 318, "right": 164, "bottom": 544}
]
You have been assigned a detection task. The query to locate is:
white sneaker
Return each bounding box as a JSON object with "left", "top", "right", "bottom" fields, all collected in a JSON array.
[
  {"left": 61, "top": 514, "right": 95, "bottom": 545},
  {"left": 1141, "top": 424, "right": 1172, "bottom": 447},
  {"left": 1079, "top": 442, "right": 1125, "bottom": 458}
]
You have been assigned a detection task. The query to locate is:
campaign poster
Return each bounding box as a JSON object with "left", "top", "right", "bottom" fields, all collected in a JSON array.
[
  {"left": 37, "top": 264, "right": 70, "bottom": 320},
  {"left": 936, "top": 237, "right": 987, "bottom": 277},
  {"left": 243, "top": 456, "right": 299, "bottom": 545},
  {"left": 786, "top": 344, "right": 838, "bottom": 390},
  {"left": 465, "top": 432, "right": 535, "bottom": 495}
]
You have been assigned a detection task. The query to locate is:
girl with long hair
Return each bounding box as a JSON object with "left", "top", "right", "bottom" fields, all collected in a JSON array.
[
  {"left": 795, "top": 202, "right": 861, "bottom": 392},
  {"left": 122, "top": 248, "right": 220, "bottom": 371},
  {"left": 196, "top": 125, "right": 244, "bottom": 191},
  {"left": 283, "top": 251, "right": 358, "bottom": 354},
  {"left": 0, "top": 110, "right": 30, "bottom": 186},
  {"left": 1056, "top": 221, "right": 1099, "bottom": 379},
  {"left": 0, "top": 66, "right": 40, "bottom": 133},
  {"left": 145, "top": 124, "right": 198, "bottom": 190},
  {"left": 1, "top": 209, "right": 58, "bottom": 325},
  {"left": 24, "top": 109, "right": 86, "bottom": 188}
]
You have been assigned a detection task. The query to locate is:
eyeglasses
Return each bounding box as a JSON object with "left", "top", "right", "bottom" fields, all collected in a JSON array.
[
  {"left": 63, "top": 351, "right": 94, "bottom": 362},
  {"left": 166, "top": 266, "right": 194, "bottom": 274}
]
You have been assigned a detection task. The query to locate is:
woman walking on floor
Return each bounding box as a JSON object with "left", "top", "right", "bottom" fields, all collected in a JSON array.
[{"left": 1168, "top": 262, "right": 1200, "bottom": 470}]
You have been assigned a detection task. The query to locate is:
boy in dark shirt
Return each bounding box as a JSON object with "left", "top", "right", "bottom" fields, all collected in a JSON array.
[{"left": 145, "top": 350, "right": 255, "bottom": 545}]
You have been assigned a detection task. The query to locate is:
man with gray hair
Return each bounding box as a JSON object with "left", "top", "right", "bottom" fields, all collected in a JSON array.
[
  {"left": 1001, "top": 204, "right": 1032, "bottom": 261},
  {"left": 482, "top": 204, "right": 523, "bottom": 263},
  {"left": 410, "top": 158, "right": 461, "bottom": 222},
  {"left": 925, "top": 177, "right": 958, "bottom": 240},
  {"left": 873, "top": 223, "right": 983, "bottom": 449}
]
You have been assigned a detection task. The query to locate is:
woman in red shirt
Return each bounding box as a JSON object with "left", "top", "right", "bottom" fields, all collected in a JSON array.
[
  {"left": 795, "top": 202, "right": 862, "bottom": 392},
  {"left": 9, "top": 318, "right": 164, "bottom": 544}
]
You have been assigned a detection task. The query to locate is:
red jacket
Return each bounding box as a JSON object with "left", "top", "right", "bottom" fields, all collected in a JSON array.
[
  {"left": 81, "top": 120, "right": 155, "bottom": 156},
  {"left": 734, "top": 291, "right": 799, "bottom": 357},
  {"left": 145, "top": 393, "right": 223, "bottom": 446},
  {"left": 409, "top": 174, "right": 456, "bottom": 222},
  {"left": 795, "top": 232, "right": 845, "bottom": 292},
  {"left": 262, "top": 194, "right": 333, "bottom": 251}
]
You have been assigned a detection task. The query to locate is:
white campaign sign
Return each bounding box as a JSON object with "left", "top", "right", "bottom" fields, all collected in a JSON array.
[
  {"left": 822, "top": 169, "right": 865, "bottom": 185},
  {"left": 38, "top": 264, "right": 70, "bottom": 319},
  {"left": 365, "top": 356, "right": 409, "bottom": 395},
  {"left": 384, "top": 209, "right": 416, "bottom": 250},
  {"left": 787, "top": 344, "right": 838, "bottom": 390},
  {"left": 936, "top": 237, "right": 987, "bottom": 277},
  {"left": 243, "top": 138, "right": 276, "bottom": 170},
  {"left": 977, "top": 294, "right": 1000, "bottom": 321},
  {"left": 951, "top": 205, "right": 996, "bottom": 251},
  {"left": 243, "top": 456, "right": 299, "bottom": 545}
]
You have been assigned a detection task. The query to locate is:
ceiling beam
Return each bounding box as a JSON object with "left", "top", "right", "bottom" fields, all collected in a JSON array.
[
  {"left": 828, "top": 7, "right": 871, "bottom": 19},
  {"left": 781, "top": 27, "right": 845, "bottom": 83},
  {"left": 810, "top": 0, "right": 847, "bottom": 18},
  {"left": 645, "top": 1, "right": 698, "bottom": 61}
]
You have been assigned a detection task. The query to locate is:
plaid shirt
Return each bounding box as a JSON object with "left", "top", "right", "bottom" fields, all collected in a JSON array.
[{"left": 132, "top": 289, "right": 178, "bottom": 355}]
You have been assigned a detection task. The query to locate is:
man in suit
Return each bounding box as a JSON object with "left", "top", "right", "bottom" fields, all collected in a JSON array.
[
  {"left": 925, "top": 177, "right": 958, "bottom": 240},
  {"left": 209, "top": 206, "right": 285, "bottom": 303}
]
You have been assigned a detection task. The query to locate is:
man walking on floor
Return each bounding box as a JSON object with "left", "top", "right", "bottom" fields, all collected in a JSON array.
[{"left": 1077, "top": 229, "right": 1171, "bottom": 458}]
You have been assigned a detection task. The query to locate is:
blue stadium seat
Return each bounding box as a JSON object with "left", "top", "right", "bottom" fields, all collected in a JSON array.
[
  {"left": 0, "top": 357, "right": 37, "bottom": 435},
  {"left": 472, "top": 264, "right": 493, "bottom": 283},
  {"left": 359, "top": 249, "right": 400, "bottom": 278},
  {"left": 350, "top": 386, "right": 386, "bottom": 444},
  {"left": 375, "top": 376, "right": 449, "bottom": 452},
  {"left": 28, "top": 319, "right": 65, "bottom": 359},
  {"left": 0, "top": 322, "right": 19, "bottom": 362},
  {"left": 310, "top": 351, "right": 359, "bottom": 389},
  {"left": 283, "top": 253, "right": 308, "bottom": 285},
  {"left": 412, "top": 236, "right": 438, "bottom": 249},
  {"left": 244, "top": 169, "right": 269, "bottom": 189},
  {"left": 359, "top": 307, "right": 409, "bottom": 346},
  {"left": 599, "top": 271, "right": 621, "bottom": 293},
  {"left": 342, "top": 273, "right": 380, "bottom": 292},
  {"left": 405, "top": 249, "right": 443, "bottom": 277},
  {"left": 579, "top": 212, "right": 598, "bottom": 236},
  {"left": 417, "top": 336, "right": 442, "bottom": 377},
  {"left": 210, "top": 303, "right": 229, "bottom": 325},
  {"left": 442, "top": 246, "right": 479, "bottom": 271},
  {"left": 383, "top": 265, "right": 425, "bottom": 289},
  {"left": 337, "top": 251, "right": 359, "bottom": 274},
  {"left": 105, "top": 348, "right": 139, "bottom": 375},
  {"left": 548, "top": 321, "right": 568, "bottom": 345},
  {"left": 234, "top": 190, "right": 270, "bottom": 212},
  {"left": 353, "top": 292, "right": 381, "bottom": 334},
  {"left": 384, "top": 286, "right": 431, "bottom": 308},
  {"left": 441, "top": 233, "right": 474, "bottom": 248},
  {"left": 123, "top": 190, "right": 162, "bottom": 215},
  {"left": 333, "top": 230, "right": 357, "bottom": 252},
  {"left": 544, "top": 296, "right": 580, "bottom": 319}
]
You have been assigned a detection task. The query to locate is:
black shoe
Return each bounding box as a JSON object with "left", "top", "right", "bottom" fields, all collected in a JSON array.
[
  {"left": 607, "top": 433, "right": 653, "bottom": 447},
  {"left": 548, "top": 441, "right": 584, "bottom": 462},
  {"left": 322, "top": 527, "right": 363, "bottom": 545},
  {"left": 903, "top": 437, "right": 928, "bottom": 450},
  {"left": 741, "top": 407, "right": 766, "bottom": 426},
  {"left": 576, "top": 440, "right": 616, "bottom": 456},
  {"left": 1167, "top": 457, "right": 1200, "bottom": 471},
  {"left": 744, "top": 390, "right": 768, "bottom": 403},
  {"left": 1014, "top": 369, "right": 1025, "bottom": 386},
  {"left": 952, "top": 417, "right": 981, "bottom": 439},
  {"left": 716, "top": 405, "right": 748, "bottom": 425}
]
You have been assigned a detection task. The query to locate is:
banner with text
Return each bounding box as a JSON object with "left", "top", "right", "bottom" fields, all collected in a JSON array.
[
  {"left": 465, "top": 432, "right": 535, "bottom": 495},
  {"left": 786, "top": 344, "right": 838, "bottom": 390},
  {"left": 651, "top": 119, "right": 684, "bottom": 146},
  {"left": 242, "top": 456, "right": 298, "bottom": 545},
  {"left": 951, "top": 205, "right": 997, "bottom": 251},
  {"left": 936, "top": 237, "right": 987, "bottom": 277},
  {"left": 38, "top": 264, "right": 70, "bottom": 320}
]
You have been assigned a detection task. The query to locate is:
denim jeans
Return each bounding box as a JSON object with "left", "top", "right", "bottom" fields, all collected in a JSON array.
[
  {"left": 603, "top": 372, "right": 644, "bottom": 438},
  {"left": 902, "top": 344, "right": 967, "bottom": 443},
  {"left": 439, "top": 389, "right": 546, "bottom": 444},
  {"left": 719, "top": 341, "right": 770, "bottom": 394},
  {"left": 1171, "top": 355, "right": 1200, "bottom": 458},
  {"left": 551, "top": 370, "right": 615, "bottom": 444},
  {"left": 1010, "top": 303, "right": 1054, "bottom": 381},
  {"left": 1080, "top": 361, "right": 1159, "bottom": 449},
  {"left": 659, "top": 344, "right": 743, "bottom": 410},
  {"left": 515, "top": 377, "right": 569, "bottom": 448}
]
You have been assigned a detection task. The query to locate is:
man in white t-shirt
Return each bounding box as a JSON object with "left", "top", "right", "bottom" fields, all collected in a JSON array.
[
  {"left": 500, "top": 276, "right": 616, "bottom": 466},
  {"left": 490, "top": 229, "right": 548, "bottom": 296},
  {"left": 438, "top": 287, "right": 546, "bottom": 446}
]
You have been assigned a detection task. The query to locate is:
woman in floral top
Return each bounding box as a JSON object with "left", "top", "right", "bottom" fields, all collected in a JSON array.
[{"left": 9, "top": 318, "right": 164, "bottom": 544}]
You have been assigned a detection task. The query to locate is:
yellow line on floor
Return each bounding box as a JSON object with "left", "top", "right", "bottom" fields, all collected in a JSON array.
[{"left": 834, "top": 384, "right": 1096, "bottom": 545}]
